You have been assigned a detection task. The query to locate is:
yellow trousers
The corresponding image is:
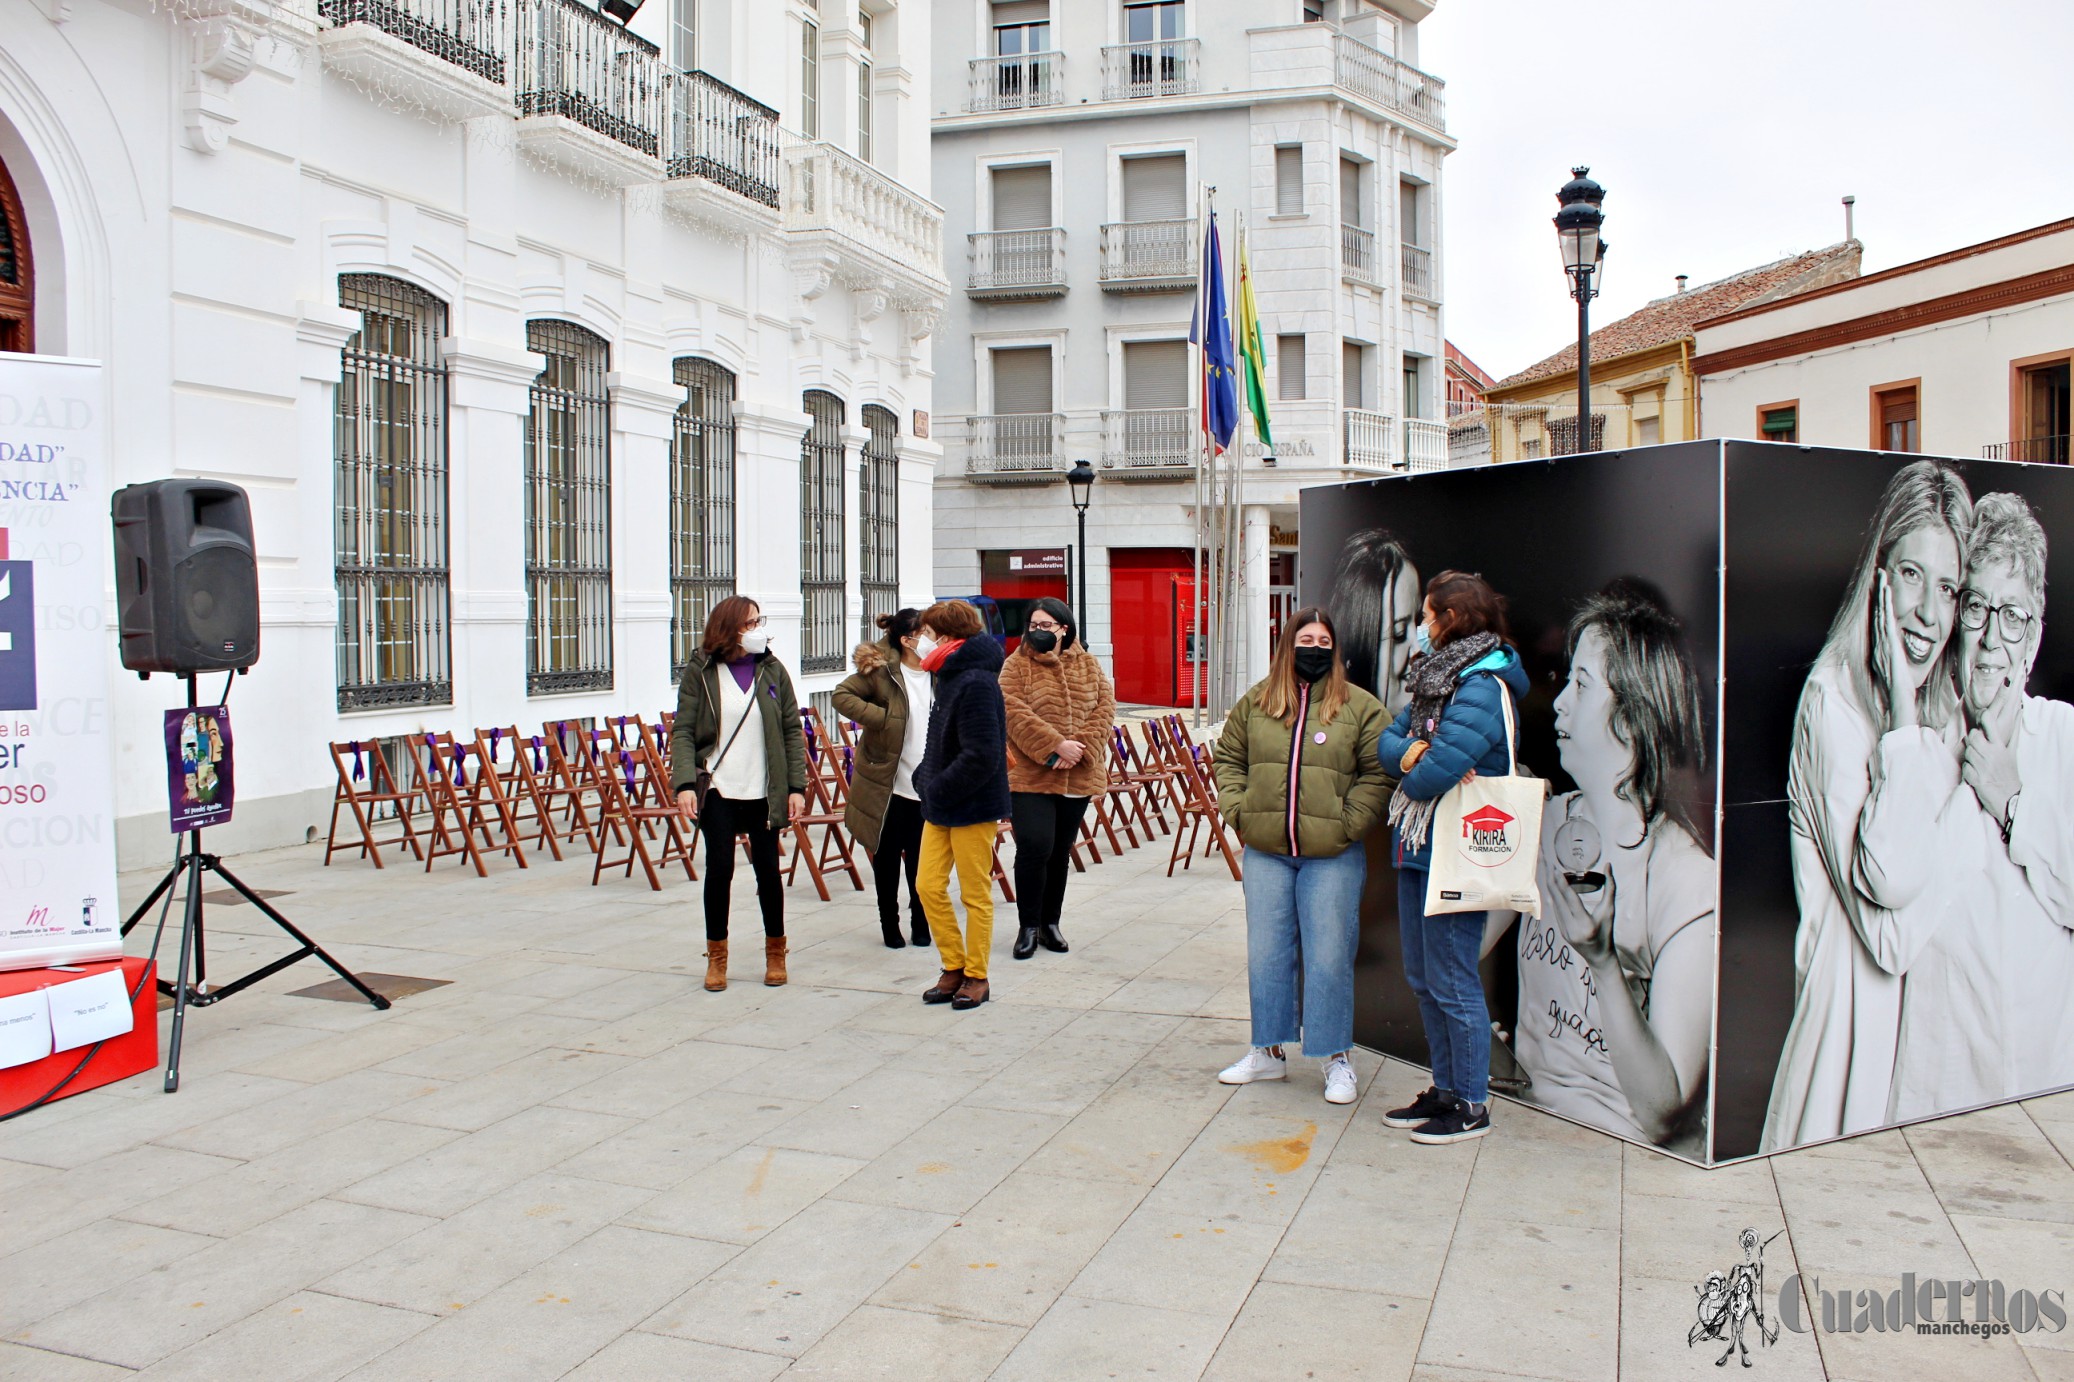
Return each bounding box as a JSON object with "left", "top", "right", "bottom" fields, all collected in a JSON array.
[{"left": 918, "top": 821, "right": 997, "bottom": 980}]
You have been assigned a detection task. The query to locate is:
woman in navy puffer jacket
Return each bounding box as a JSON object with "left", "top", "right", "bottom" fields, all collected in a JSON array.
[{"left": 1374, "top": 570, "right": 1529, "bottom": 1147}]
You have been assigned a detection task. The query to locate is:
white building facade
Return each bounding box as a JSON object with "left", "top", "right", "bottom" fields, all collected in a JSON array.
[
  {"left": 0, "top": 0, "right": 946, "bottom": 866},
  {"left": 1694, "top": 219, "right": 2073, "bottom": 463},
  {"left": 930, "top": 0, "right": 1451, "bottom": 706}
]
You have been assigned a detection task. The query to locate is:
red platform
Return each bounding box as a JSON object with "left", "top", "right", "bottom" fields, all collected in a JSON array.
[{"left": 0, "top": 957, "right": 158, "bottom": 1116}]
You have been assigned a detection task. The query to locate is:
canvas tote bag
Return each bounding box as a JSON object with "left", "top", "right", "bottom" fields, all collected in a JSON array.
[{"left": 1424, "top": 681, "right": 1544, "bottom": 917}]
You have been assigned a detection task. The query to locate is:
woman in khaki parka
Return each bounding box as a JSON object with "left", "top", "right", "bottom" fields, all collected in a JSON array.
[{"left": 832, "top": 608, "right": 932, "bottom": 950}]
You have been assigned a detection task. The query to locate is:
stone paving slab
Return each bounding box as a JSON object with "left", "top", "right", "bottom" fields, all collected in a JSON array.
[{"left": 0, "top": 833, "right": 2065, "bottom": 1380}]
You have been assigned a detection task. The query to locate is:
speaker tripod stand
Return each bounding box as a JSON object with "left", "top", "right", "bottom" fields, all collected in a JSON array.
[{"left": 120, "top": 674, "right": 389, "bottom": 1092}]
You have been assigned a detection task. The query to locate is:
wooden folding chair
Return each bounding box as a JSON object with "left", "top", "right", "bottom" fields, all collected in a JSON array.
[
  {"left": 1165, "top": 740, "right": 1244, "bottom": 881},
  {"left": 799, "top": 707, "right": 851, "bottom": 811},
  {"left": 476, "top": 726, "right": 564, "bottom": 862},
  {"left": 539, "top": 719, "right": 605, "bottom": 853},
  {"left": 1103, "top": 725, "right": 1162, "bottom": 843},
  {"left": 590, "top": 741, "right": 696, "bottom": 891},
  {"left": 992, "top": 820, "right": 1018, "bottom": 902},
  {"left": 325, "top": 739, "right": 425, "bottom": 869},
  {"left": 1136, "top": 721, "right": 1190, "bottom": 827},
  {"left": 783, "top": 749, "right": 864, "bottom": 901},
  {"left": 409, "top": 732, "right": 526, "bottom": 876}
]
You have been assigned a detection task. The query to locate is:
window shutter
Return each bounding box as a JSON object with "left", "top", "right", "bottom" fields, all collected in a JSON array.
[
  {"left": 1343, "top": 342, "right": 1364, "bottom": 410},
  {"left": 992, "top": 0, "right": 1049, "bottom": 25},
  {"left": 1123, "top": 340, "right": 1188, "bottom": 409},
  {"left": 1277, "top": 334, "right": 1305, "bottom": 401},
  {"left": 992, "top": 347, "right": 1053, "bottom": 413},
  {"left": 991, "top": 165, "right": 1052, "bottom": 230},
  {"left": 1339, "top": 158, "right": 1363, "bottom": 228},
  {"left": 1122, "top": 155, "right": 1187, "bottom": 223},
  {"left": 1761, "top": 407, "right": 1796, "bottom": 436},
  {"left": 1399, "top": 180, "right": 1422, "bottom": 247},
  {"left": 1275, "top": 146, "right": 1303, "bottom": 215}
]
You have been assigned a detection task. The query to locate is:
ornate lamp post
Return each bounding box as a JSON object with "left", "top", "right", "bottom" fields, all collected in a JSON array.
[
  {"left": 1554, "top": 167, "right": 1608, "bottom": 453},
  {"left": 1066, "top": 459, "right": 1095, "bottom": 630}
]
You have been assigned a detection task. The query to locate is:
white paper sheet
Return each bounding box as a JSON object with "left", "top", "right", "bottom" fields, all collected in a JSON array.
[
  {"left": 0, "top": 988, "right": 53, "bottom": 1069},
  {"left": 47, "top": 968, "right": 133, "bottom": 1053}
]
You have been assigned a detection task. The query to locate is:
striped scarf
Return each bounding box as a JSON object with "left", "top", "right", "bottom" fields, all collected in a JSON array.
[{"left": 1385, "top": 631, "right": 1500, "bottom": 857}]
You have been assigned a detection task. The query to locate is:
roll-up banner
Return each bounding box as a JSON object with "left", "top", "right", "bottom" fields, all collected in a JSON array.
[
  {"left": 1301, "top": 441, "right": 2074, "bottom": 1163},
  {"left": 0, "top": 354, "right": 120, "bottom": 973}
]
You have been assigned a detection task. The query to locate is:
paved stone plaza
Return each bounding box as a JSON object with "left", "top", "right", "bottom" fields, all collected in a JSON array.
[{"left": 1, "top": 832, "right": 2069, "bottom": 1381}]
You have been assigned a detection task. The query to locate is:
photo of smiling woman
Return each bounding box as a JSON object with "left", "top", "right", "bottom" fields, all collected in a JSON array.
[
  {"left": 1325, "top": 528, "right": 1422, "bottom": 713},
  {"left": 1759, "top": 459, "right": 1974, "bottom": 1152},
  {"left": 1849, "top": 492, "right": 2074, "bottom": 1121},
  {"left": 1491, "top": 583, "right": 1716, "bottom": 1153}
]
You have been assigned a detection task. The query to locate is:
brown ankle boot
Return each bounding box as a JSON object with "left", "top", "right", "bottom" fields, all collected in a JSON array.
[
  {"left": 923, "top": 968, "right": 964, "bottom": 1004},
  {"left": 764, "top": 937, "right": 788, "bottom": 987},
  {"left": 703, "top": 940, "right": 728, "bottom": 992}
]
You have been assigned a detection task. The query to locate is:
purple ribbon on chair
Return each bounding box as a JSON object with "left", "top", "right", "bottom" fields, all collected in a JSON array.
[
  {"left": 622, "top": 755, "right": 637, "bottom": 793},
  {"left": 349, "top": 741, "right": 365, "bottom": 781},
  {"left": 452, "top": 743, "right": 468, "bottom": 787},
  {"left": 529, "top": 736, "right": 545, "bottom": 773},
  {"left": 489, "top": 727, "right": 502, "bottom": 761}
]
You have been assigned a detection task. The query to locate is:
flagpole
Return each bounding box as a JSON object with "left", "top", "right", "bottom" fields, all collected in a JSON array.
[
  {"left": 1193, "top": 185, "right": 1211, "bottom": 726},
  {"left": 1231, "top": 212, "right": 1249, "bottom": 713}
]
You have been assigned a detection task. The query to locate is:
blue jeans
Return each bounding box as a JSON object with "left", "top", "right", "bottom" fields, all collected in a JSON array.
[
  {"left": 1241, "top": 845, "right": 1364, "bottom": 1058},
  {"left": 1397, "top": 866, "right": 1490, "bottom": 1104}
]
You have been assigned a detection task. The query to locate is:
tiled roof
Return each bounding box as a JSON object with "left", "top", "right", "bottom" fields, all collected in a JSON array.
[{"left": 1492, "top": 241, "right": 1863, "bottom": 391}]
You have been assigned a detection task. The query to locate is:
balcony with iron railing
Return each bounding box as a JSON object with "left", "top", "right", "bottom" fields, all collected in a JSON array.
[
  {"left": 512, "top": 0, "right": 667, "bottom": 182},
  {"left": 1102, "top": 408, "right": 1195, "bottom": 480},
  {"left": 1983, "top": 435, "right": 2071, "bottom": 464},
  {"left": 966, "top": 413, "right": 1066, "bottom": 484},
  {"left": 966, "top": 51, "right": 1065, "bottom": 113},
  {"left": 1341, "top": 224, "right": 1378, "bottom": 286},
  {"left": 1101, "top": 38, "right": 1202, "bottom": 101},
  {"left": 784, "top": 135, "right": 947, "bottom": 294},
  {"left": 1333, "top": 33, "right": 1447, "bottom": 132},
  {"left": 666, "top": 68, "right": 782, "bottom": 215},
  {"left": 1403, "top": 417, "right": 1447, "bottom": 472},
  {"left": 1099, "top": 219, "right": 1196, "bottom": 293},
  {"left": 967, "top": 228, "right": 1068, "bottom": 300},
  {"left": 1343, "top": 408, "right": 1397, "bottom": 471},
  {"left": 317, "top": 0, "right": 513, "bottom": 120},
  {"left": 1400, "top": 242, "right": 1435, "bottom": 300}
]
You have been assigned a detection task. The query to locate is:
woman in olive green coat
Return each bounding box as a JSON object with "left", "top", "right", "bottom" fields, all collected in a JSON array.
[
  {"left": 1212, "top": 606, "right": 1390, "bottom": 1106},
  {"left": 832, "top": 608, "right": 932, "bottom": 949}
]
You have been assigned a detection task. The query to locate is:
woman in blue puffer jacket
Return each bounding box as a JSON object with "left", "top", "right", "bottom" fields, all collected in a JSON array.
[{"left": 1375, "top": 570, "right": 1530, "bottom": 1146}]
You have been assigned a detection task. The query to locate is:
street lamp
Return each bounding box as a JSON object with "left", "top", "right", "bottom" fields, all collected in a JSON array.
[
  {"left": 1066, "top": 459, "right": 1095, "bottom": 632},
  {"left": 1554, "top": 166, "right": 1607, "bottom": 454}
]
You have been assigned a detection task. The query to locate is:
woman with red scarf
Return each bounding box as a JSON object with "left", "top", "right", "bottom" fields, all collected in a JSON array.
[{"left": 911, "top": 599, "right": 1011, "bottom": 1010}]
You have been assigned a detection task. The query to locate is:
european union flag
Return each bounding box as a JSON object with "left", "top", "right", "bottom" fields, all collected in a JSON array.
[{"left": 1189, "top": 213, "right": 1239, "bottom": 453}]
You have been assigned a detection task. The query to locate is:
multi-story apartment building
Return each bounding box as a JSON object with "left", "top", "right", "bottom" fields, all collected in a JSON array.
[
  {"left": 0, "top": 0, "right": 945, "bottom": 863},
  {"left": 930, "top": 0, "right": 1452, "bottom": 705}
]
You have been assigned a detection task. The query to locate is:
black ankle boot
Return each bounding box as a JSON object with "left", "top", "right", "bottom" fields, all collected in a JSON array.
[
  {"left": 880, "top": 916, "right": 906, "bottom": 949},
  {"left": 910, "top": 914, "right": 931, "bottom": 947},
  {"left": 1012, "top": 926, "right": 1039, "bottom": 960},
  {"left": 1037, "top": 922, "right": 1068, "bottom": 954}
]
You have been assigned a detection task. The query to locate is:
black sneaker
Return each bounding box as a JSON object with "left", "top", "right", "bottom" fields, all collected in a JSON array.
[
  {"left": 1380, "top": 1086, "right": 1453, "bottom": 1130},
  {"left": 1409, "top": 1099, "right": 1492, "bottom": 1145}
]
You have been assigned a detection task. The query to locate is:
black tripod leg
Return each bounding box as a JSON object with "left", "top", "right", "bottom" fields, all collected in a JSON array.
[
  {"left": 209, "top": 859, "right": 391, "bottom": 1011},
  {"left": 120, "top": 862, "right": 184, "bottom": 938},
  {"left": 164, "top": 852, "right": 206, "bottom": 1093}
]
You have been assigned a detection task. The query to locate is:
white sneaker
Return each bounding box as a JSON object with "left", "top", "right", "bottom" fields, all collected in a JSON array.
[
  {"left": 1323, "top": 1054, "right": 1358, "bottom": 1105},
  {"left": 1218, "top": 1047, "right": 1287, "bottom": 1085}
]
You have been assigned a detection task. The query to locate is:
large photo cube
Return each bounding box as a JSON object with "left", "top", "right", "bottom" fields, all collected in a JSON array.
[{"left": 1300, "top": 439, "right": 2074, "bottom": 1164}]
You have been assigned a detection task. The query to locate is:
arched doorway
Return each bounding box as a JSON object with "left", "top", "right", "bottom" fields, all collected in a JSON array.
[{"left": 0, "top": 155, "right": 32, "bottom": 353}]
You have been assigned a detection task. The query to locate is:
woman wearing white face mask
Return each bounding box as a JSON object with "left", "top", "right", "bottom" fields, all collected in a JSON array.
[{"left": 670, "top": 595, "right": 808, "bottom": 992}]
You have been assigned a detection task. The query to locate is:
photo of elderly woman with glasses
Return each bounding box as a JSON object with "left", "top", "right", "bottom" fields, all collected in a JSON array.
[{"left": 1848, "top": 491, "right": 2074, "bottom": 1120}]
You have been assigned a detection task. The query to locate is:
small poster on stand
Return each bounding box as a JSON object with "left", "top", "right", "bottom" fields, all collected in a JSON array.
[{"left": 165, "top": 705, "right": 234, "bottom": 834}]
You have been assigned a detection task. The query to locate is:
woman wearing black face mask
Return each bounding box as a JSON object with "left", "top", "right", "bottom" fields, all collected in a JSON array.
[
  {"left": 1211, "top": 609, "right": 1390, "bottom": 1105},
  {"left": 999, "top": 597, "right": 1115, "bottom": 959}
]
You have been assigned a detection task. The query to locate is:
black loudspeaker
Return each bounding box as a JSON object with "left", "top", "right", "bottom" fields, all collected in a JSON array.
[{"left": 111, "top": 478, "right": 261, "bottom": 676}]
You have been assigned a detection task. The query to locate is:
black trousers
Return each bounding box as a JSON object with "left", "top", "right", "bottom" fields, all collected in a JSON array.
[
  {"left": 698, "top": 794, "right": 784, "bottom": 942},
  {"left": 1010, "top": 792, "right": 1089, "bottom": 934},
  {"left": 871, "top": 793, "right": 926, "bottom": 929}
]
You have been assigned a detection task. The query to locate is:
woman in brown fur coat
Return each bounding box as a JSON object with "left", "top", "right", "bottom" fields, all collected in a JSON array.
[{"left": 999, "top": 597, "right": 1116, "bottom": 959}]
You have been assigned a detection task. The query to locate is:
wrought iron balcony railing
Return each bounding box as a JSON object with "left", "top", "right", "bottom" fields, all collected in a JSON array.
[
  {"left": 967, "top": 51, "right": 1064, "bottom": 113},
  {"left": 513, "top": 0, "right": 666, "bottom": 157},
  {"left": 1334, "top": 33, "right": 1447, "bottom": 132},
  {"left": 1101, "top": 38, "right": 1201, "bottom": 101},
  {"left": 668, "top": 68, "right": 781, "bottom": 206},
  {"left": 1100, "top": 218, "right": 1196, "bottom": 289},
  {"left": 319, "top": 0, "right": 510, "bottom": 84},
  {"left": 967, "top": 228, "right": 1067, "bottom": 298},
  {"left": 1983, "top": 436, "right": 2071, "bottom": 464},
  {"left": 967, "top": 413, "right": 1065, "bottom": 481}
]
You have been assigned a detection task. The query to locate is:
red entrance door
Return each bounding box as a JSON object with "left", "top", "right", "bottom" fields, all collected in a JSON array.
[{"left": 1110, "top": 548, "right": 1199, "bottom": 706}]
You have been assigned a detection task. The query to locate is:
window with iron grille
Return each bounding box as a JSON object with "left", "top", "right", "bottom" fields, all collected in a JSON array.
[
  {"left": 525, "top": 320, "right": 614, "bottom": 694},
  {"left": 860, "top": 404, "right": 899, "bottom": 639},
  {"left": 671, "top": 357, "right": 738, "bottom": 678},
  {"left": 801, "top": 389, "right": 847, "bottom": 672},
  {"left": 335, "top": 274, "right": 452, "bottom": 712}
]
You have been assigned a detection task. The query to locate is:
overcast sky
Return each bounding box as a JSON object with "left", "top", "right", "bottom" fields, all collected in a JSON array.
[{"left": 1421, "top": 0, "right": 2074, "bottom": 381}]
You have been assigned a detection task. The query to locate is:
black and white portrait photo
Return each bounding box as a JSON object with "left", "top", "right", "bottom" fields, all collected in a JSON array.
[{"left": 1326, "top": 527, "right": 1422, "bottom": 714}]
